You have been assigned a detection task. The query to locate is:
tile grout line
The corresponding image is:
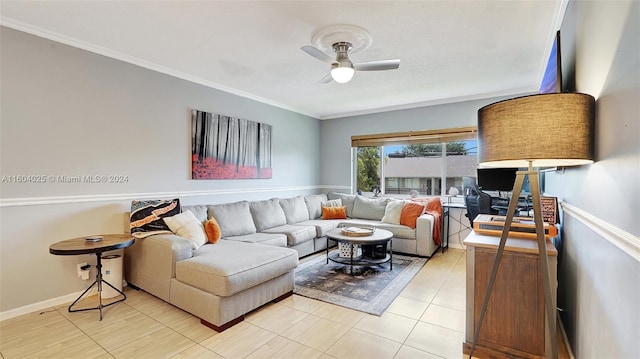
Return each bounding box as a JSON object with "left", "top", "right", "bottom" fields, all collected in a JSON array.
[{"left": 53, "top": 306, "right": 116, "bottom": 358}]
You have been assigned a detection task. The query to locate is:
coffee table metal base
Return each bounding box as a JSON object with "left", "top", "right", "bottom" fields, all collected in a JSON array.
[{"left": 326, "top": 237, "right": 393, "bottom": 275}]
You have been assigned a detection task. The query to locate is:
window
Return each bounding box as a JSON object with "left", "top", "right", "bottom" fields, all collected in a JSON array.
[{"left": 353, "top": 127, "right": 478, "bottom": 197}]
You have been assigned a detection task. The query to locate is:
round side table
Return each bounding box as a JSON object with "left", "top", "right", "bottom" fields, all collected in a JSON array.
[{"left": 49, "top": 234, "right": 135, "bottom": 320}]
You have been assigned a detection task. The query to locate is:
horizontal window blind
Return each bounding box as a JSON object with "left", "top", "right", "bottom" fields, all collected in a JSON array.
[{"left": 351, "top": 126, "right": 477, "bottom": 147}]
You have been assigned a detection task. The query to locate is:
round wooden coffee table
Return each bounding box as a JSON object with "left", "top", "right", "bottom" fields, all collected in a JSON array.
[
  {"left": 326, "top": 227, "right": 393, "bottom": 275},
  {"left": 49, "top": 234, "right": 134, "bottom": 320}
]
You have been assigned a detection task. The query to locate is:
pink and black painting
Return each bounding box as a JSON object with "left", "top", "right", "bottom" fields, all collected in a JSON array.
[{"left": 191, "top": 110, "right": 272, "bottom": 179}]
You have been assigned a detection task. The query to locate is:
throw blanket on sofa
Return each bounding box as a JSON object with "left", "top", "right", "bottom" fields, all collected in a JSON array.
[{"left": 413, "top": 197, "right": 443, "bottom": 246}]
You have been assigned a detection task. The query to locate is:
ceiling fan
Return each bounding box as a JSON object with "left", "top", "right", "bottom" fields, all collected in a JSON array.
[{"left": 301, "top": 42, "right": 400, "bottom": 84}]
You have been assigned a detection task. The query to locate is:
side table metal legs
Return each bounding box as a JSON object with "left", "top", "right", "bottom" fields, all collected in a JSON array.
[{"left": 68, "top": 252, "right": 126, "bottom": 320}]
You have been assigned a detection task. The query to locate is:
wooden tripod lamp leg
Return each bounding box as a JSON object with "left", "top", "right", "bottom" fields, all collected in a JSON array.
[{"left": 468, "top": 164, "right": 558, "bottom": 359}]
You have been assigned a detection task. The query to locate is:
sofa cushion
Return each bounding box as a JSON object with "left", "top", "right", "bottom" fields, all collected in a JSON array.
[
  {"left": 208, "top": 201, "right": 256, "bottom": 237},
  {"left": 304, "top": 194, "right": 328, "bottom": 219},
  {"left": 375, "top": 223, "right": 416, "bottom": 240},
  {"left": 249, "top": 198, "right": 288, "bottom": 231},
  {"left": 163, "top": 210, "right": 207, "bottom": 250},
  {"left": 279, "top": 196, "right": 310, "bottom": 224},
  {"left": 223, "top": 233, "right": 287, "bottom": 247},
  {"left": 182, "top": 205, "right": 208, "bottom": 223},
  {"left": 381, "top": 200, "right": 406, "bottom": 225},
  {"left": 295, "top": 219, "right": 342, "bottom": 237},
  {"left": 176, "top": 240, "right": 298, "bottom": 297},
  {"left": 261, "top": 224, "right": 317, "bottom": 246},
  {"left": 328, "top": 192, "right": 356, "bottom": 218},
  {"left": 352, "top": 195, "right": 388, "bottom": 220},
  {"left": 130, "top": 198, "right": 181, "bottom": 238}
]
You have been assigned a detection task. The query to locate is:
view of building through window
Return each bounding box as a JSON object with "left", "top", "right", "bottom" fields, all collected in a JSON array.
[{"left": 356, "top": 140, "right": 478, "bottom": 197}]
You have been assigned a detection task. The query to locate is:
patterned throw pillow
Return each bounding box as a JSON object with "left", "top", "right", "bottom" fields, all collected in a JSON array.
[{"left": 130, "top": 198, "right": 181, "bottom": 238}]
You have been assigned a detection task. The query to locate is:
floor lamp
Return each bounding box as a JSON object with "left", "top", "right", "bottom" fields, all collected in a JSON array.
[{"left": 469, "top": 93, "right": 595, "bottom": 359}]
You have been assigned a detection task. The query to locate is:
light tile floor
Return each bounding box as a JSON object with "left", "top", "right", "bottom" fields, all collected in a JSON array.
[{"left": 1, "top": 248, "right": 474, "bottom": 359}]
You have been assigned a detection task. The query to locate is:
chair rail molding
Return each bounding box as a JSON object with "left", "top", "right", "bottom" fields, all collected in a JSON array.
[
  {"left": 0, "top": 185, "right": 347, "bottom": 207},
  {"left": 561, "top": 202, "right": 640, "bottom": 262}
]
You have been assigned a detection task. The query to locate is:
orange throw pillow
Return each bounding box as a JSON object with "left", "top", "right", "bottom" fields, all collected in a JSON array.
[
  {"left": 204, "top": 217, "right": 222, "bottom": 244},
  {"left": 400, "top": 202, "right": 425, "bottom": 229},
  {"left": 321, "top": 206, "right": 347, "bottom": 219}
]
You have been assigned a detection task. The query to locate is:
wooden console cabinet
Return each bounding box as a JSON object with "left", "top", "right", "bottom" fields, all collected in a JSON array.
[{"left": 463, "top": 231, "right": 557, "bottom": 359}]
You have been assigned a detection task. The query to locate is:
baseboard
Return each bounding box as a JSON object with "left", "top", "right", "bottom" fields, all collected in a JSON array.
[
  {"left": 558, "top": 313, "right": 576, "bottom": 359},
  {"left": 0, "top": 291, "right": 83, "bottom": 321},
  {"left": 0, "top": 279, "right": 128, "bottom": 322}
]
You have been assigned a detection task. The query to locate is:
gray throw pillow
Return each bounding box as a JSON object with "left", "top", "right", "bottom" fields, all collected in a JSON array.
[
  {"left": 352, "top": 195, "right": 389, "bottom": 220},
  {"left": 327, "top": 192, "right": 356, "bottom": 218}
]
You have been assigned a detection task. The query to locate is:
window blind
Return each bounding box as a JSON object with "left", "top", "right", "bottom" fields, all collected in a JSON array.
[{"left": 351, "top": 126, "right": 478, "bottom": 147}]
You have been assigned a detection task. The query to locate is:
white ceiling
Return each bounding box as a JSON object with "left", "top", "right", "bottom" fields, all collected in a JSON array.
[{"left": 0, "top": 1, "right": 567, "bottom": 119}]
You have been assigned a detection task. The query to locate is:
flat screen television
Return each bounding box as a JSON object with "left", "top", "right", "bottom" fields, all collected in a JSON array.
[
  {"left": 540, "top": 31, "right": 562, "bottom": 93},
  {"left": 477, "top": 168, "right": 517, "bottom": 191}
]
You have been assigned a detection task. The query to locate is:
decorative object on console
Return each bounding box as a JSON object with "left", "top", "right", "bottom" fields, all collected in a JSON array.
[
  {"left": 130, "top": 198, "right": 181, "bottom": 238},
  {"left": 541, "top": 196, "right": 559, "bottom": 224},
  {"left": 448, "top": 186, "right": 459, "bottom": 196},
  {"left": 467, "top": 92, "right": 595, "bottom": 359},
  {"left": 191, "top": 109, "right": 272, "bottom": 179}
]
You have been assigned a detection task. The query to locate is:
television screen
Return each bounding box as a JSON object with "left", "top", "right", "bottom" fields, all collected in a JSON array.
[
  {"left": 540, "top": 31, "right": 562, "bottom": 93},
  {"left": 477, "top": 168, "right": 517, "bottom": 191}
]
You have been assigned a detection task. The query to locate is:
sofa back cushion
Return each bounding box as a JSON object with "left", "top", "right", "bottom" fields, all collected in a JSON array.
[
  {"left": 327, "top": 192, "right": 357, "bottom": 218},
  {"left": 182, "top": 205, "right": 208, "bottom": 223},
  {"left": 352, "top": 195, "right": 389, "bottom": 220},
  {"left": 279, "top": 196, "right": 310, "bottom": 224},
  {"left": 304, "top": 194, "right": 328, "bottom": 219},
  {"left": 208, "top": 201, "right": 256, "bottom": 237},
  {"left": 249, "top": 198, "right": 287, "bottom": 231}
]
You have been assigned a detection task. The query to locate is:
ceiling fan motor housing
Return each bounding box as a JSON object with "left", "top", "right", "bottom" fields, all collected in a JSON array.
[{"left": 332, "top": 42, "right": 354, "bottom": 68}]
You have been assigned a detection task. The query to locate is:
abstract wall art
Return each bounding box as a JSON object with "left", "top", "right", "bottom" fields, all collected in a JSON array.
[{"left": 191, "top": 109, "right": 272, "bottom": 179}]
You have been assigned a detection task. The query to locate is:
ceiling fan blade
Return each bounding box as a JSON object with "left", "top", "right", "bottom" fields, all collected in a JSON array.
[
  {"left": 353, "top": 59, "right": 400, "bottom": 71},
  {"left": 301, "top": 46, "right": 336, "bottom": 64},
  {"left": 318, "top": 73, "right": 333, "bottom": 83}
]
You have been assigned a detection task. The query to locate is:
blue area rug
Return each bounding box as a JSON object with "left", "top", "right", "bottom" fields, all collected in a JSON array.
[{"left": 294, "top": 253, "right": 427, "bottom": 316}]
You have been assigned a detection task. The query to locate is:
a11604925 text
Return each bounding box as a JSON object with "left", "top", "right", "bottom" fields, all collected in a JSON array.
[{"left": 1, "top": 175, "right": 129, "bottom": 184}]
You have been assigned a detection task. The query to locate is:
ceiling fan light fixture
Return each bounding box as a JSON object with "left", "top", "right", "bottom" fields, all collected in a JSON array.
[{"left": 331, "top": 64, "right": 355, "bottom": 83}]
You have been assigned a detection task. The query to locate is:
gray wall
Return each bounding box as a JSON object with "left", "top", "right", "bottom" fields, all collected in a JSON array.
[
  {"left": 319, "top": 95, "right": 513, "bottom": 187},
  {"left": 0, "top": 27, "right": 321, "bottom": 313},
  {"left": 545, "top": 1, "right": 639, "bottom": 357}
]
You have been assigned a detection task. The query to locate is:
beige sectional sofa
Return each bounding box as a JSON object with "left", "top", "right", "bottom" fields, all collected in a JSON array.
[{"left": 124, "top": 192, "right": 443, "bottom": 331}]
